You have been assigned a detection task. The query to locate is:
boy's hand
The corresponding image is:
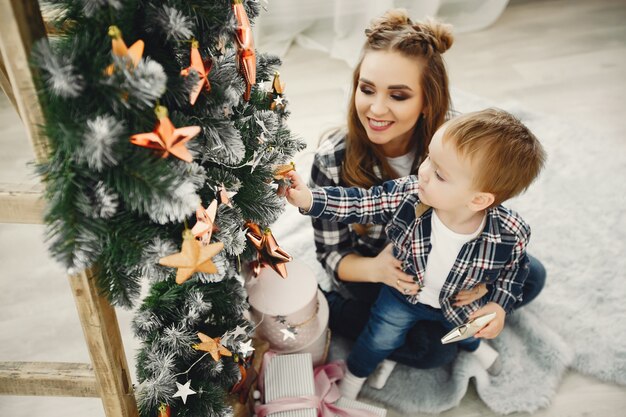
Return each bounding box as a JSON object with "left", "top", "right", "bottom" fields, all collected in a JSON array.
[
  {"left": 284, "top": 171, "right": 313, "bottom": 211},
  {"left": 470, "top": 302, "right": 506, "bottom": 339}
]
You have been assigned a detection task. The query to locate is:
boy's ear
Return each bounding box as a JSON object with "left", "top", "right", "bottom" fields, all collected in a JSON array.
[{"left": 468, "top": 192, "right": 495, "bottom": 211}]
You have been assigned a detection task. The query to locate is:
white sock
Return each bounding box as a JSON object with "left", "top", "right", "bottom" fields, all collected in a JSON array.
[
  {"left": 367, "top": 359, "right": 397, "bottom": 389},
  {"left": 472, "top": 341, "right": 499, "bottom": 370},
  {"left": 339, "top": 370, "right": 366, "bottom": 400}
]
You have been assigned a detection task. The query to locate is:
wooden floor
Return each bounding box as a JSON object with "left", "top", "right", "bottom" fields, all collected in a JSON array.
[
  {"left": 1, "top": 0, "right": 625, "bottom": 416},
  {"left": 444, "top": 0, "right": 626, "bottom": 138}
]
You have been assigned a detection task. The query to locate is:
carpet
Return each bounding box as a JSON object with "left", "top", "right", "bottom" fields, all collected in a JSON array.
[{"left": 271, "top": 89, "right": 626, "bottom": 414}]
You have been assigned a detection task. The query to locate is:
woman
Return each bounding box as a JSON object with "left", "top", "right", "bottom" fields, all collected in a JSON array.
[{"left": 310, "top": 9, "right": 546, "bottom": 377}]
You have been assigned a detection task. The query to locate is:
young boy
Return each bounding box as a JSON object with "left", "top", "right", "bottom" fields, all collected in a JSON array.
[{"left": 285, "top": 108, "right": 546, "bottom": 399}]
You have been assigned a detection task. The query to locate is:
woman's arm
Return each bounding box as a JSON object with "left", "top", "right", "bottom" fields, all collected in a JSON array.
[
  {"left": 338, "top": 245, "right": 421, "bottom": 294},
  {"left": 338, "top": 246, "right": 487, "bottom": 299},
  {"left": 306, "top": 147, "right": 414, "bottom": 290}
]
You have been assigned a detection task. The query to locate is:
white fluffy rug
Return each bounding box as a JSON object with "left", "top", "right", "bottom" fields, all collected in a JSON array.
[{"left": 271, "top": 90, "right": 626, "bottom": 414}]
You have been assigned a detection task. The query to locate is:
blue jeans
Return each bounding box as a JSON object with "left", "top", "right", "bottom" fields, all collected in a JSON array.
[
  {"left": 324, "top": 254, "right": 546, "bottom": 371},
  {"left": 347, "top": 285, "right": 481, "bottom": 377}
]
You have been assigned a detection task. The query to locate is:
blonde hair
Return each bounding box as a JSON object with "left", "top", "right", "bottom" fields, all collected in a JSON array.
[
  {"left": 444, "top": 108, "right": 546, "bottom": 206},
  {"left": 342, "top": 9, "right": 454, "bottom": 191}
]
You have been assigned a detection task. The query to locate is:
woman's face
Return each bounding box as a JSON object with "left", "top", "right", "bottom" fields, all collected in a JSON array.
[{"left": 355, "top": 50, "right": 425, "bottom": 157}]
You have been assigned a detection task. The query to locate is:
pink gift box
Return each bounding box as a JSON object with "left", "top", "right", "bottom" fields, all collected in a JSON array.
[
  {"left": 272, "top": 290, "right": 329, "bottom": 366},
  {"left": 247, "top": 260, "right": 329, "bottom": 363}
]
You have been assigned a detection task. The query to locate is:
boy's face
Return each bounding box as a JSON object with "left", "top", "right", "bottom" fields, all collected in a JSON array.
[{"left": 417, "top": 124, "right": 483, "bottom": 212}]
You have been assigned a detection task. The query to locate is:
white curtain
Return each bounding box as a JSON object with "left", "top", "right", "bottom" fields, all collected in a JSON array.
[{"left": 255, "top": 0, "right": 510, "bottom": 67}]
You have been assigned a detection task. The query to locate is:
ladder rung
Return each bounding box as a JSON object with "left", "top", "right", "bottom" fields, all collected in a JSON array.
[
  {"left": 0, "top": 361, "right": 99, "bottom": 397},
  {"left": 0, "top": 182, "right": 45, "bottom": 224}
]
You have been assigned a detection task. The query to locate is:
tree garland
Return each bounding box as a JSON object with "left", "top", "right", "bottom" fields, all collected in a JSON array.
[{"left": 34, "top": 1, "right": 304, "bottom": 416}]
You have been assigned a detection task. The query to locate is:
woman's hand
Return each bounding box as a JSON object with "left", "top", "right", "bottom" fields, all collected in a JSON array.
[
  {"left": 470, "top": 302, "right": 506, "bottom": 339},
  {"left": 370, "top": 244, "right": 421, "bottom": 296},
  {"left": 453, "top": 283, "right": 488, "bottom": 307}
]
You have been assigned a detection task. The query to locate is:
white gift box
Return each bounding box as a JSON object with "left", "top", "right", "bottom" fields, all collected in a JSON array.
[
  {"left": 263, "top": 353, "right": 317, "bottom": 417},
  {"left": 261, "top": 353, "right": 387, "bottom": 417}
]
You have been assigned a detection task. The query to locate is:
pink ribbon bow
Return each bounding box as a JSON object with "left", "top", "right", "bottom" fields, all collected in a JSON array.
[{"left": 255, "top": 351, "right": 379, "bottom": 417}]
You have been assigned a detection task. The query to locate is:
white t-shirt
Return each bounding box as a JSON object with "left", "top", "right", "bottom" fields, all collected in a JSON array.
[
  {"left": 419, "top": 209, "right": 485, "bottom": 308},
  {"left": 386, "top": 150, "right": 416, "bottom": 177}
]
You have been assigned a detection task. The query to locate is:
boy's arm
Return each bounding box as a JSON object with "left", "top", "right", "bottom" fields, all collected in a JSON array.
[
  {"left": 488, "top": 239, "right": 530, "bottom": 314},
  {"left": 307, "top": 155, "right": 360, "bottom": 286},
  {"left": 286, "top": 171, "right": 412, "bottom": 225},
  {"left": 471, "top": 221, "right": 531, "bottom": 339}
]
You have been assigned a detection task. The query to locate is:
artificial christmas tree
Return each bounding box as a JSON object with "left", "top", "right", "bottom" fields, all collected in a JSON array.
[{"left": 33, "top": 1, "right": 304, "bottom": 416}]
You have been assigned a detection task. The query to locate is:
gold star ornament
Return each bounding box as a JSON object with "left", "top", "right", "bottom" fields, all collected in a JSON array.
[
  {"left": 193, "top": 332, "right": 232, "bottom": 361},
  {"left": 159, "top": 229, "right": 224, "bottom": 284}
]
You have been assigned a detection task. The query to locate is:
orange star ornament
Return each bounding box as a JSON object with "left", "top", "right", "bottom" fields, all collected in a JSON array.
[
  {"left": 245, "top": 222, "right": 292, "bottom": 279},
  {"left": 191, "top": 200, "right": 218, "bottom": 245},
  {"left": 217, "top": 183, "right": 237, "bottom": 207},
  {"left": 273, "top": 162, "right": 295, "bottom": 197},
  {"left": 193, "top": 332, "right": 232, "bottom": 361},
  {"left": 273, "top": 162, "right": 295, "bottom": 181},
  {"left": 158, "top": 404, "right": 170, "bottom": 417},
  {"left": 105, "top": 25, "right": 144, "bottom": 75},
  {"left": 233, "top": 0, "right": 256, "bottom": 101},
  {"left": 269, "top": 71, "right": 286, "bottom": 110},
  {"left": 180, "top": 40, "right": 213, "bottom": 105},
  {"left": 159, "top": 229, "right": 224, "bottom": 284},
  {"left": 230, "top": 362, "right": 258, "bottom": 403},
  {"left": 130, "top": 106, "right": 200, "bottom": 162}
]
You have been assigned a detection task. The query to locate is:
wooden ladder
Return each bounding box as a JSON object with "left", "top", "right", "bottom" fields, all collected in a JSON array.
[{"left": 0, "top": 1, "right": 139, "bottom": 416}]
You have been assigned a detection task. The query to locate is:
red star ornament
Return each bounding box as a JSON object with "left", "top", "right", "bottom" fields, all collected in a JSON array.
[
  {"left": 105, "top": 25, "right": 144, "bottom": 76},
  {"left": 159, "top": 229, "right": 224, "bottom": 284},
  {"left": 191, "top": 200, "right": 218, "bottom": 245},
  {"left": 130, "top": 106, "right": 200, "bottom": 162},
  {"left": 245, "top": 222, "right": 292, "bottom": 279},
  {"left": 193, "top": 332, "right": 232, "bottom": 361},
  {"left": 180, "top": 40, "right": 213, "bottom": 105},
  {"left": 233, "top": 0, "right": 256, "bottom": 101}
]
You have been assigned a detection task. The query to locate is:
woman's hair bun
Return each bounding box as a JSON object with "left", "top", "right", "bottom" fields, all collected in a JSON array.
[
  {"left": 365, "top": 9, "right": 454, "bottom": 55},
  {"left": 367, "top": 8, "right": 411, "bottom": 34},
  {"left": 417, "top": 18, "right": 454, "bottom": 54}
]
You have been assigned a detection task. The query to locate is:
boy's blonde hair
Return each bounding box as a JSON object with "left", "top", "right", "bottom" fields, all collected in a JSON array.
[{"left": 444, "top": 108, "right": 546, "bottom": 206}]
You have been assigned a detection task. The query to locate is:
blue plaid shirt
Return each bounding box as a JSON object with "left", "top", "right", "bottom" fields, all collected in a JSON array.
[{"left": 306, "top": 175, "right": 531, "bottom": 326}]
